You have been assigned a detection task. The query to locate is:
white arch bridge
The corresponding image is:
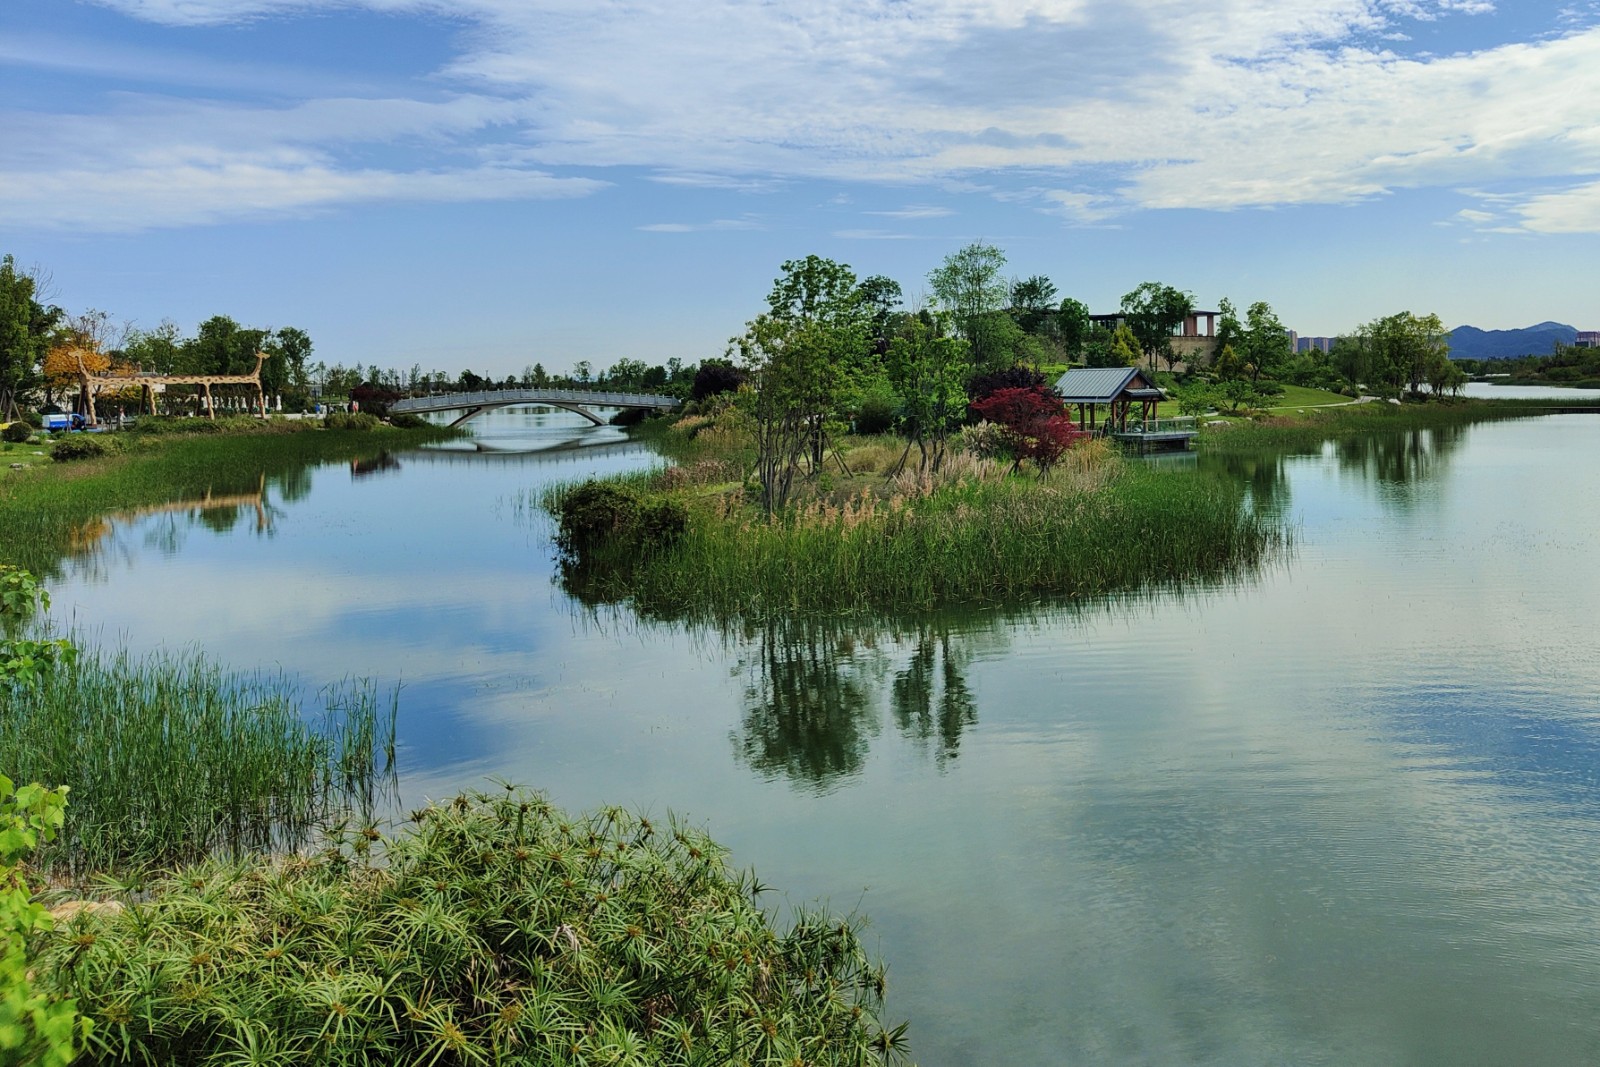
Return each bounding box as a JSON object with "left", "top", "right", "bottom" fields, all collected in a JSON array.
[{"left": 389, "top": 388, "right": 681, "bottom": 427}]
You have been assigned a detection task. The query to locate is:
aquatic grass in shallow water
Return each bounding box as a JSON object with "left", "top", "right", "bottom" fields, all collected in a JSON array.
[{"left": 0, "top": 640, "right": 395, "bottom": 875}]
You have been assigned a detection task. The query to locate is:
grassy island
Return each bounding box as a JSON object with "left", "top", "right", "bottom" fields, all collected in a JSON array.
[{"left": 548, "top": 410, "right": 1288, "bottom": 621}]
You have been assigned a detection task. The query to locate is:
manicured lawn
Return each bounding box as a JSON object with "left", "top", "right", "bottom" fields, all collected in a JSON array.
[{"left": 1263, "top": 384, "right": 1354, "bottom": 411}]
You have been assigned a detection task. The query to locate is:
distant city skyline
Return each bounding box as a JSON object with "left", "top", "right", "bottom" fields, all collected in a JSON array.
[{"left": 4, "top": 0, "right": 1598, "bottom": 376}]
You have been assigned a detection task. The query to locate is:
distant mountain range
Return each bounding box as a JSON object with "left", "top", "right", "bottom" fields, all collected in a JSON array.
[{"left": 1449, "top": 322, "right": 1578, "bottom": 360}]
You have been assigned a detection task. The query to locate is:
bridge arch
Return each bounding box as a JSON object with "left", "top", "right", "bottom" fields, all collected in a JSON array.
[{"left": 389, "top": 388, "right": 681, "bottom": 427}]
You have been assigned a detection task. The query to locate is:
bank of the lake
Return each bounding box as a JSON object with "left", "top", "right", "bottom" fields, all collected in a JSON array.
[
  {"left": 0, "top": 419, "right": 457, "bottom": 576},
  {"left": 1196, "top": 394, "right": 1600, "bottom": 452}
]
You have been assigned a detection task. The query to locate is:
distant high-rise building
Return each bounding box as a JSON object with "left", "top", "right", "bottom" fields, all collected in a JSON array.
[
  {"left": 1576, "top": 331, "right": 1600, "bottom": 349},
  {"left": 1293, "top": 335, "right": 1336, "bottom": 354}
]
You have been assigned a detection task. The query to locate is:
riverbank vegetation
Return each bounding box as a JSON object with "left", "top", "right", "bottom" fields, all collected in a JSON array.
[
  {"left": 4, "top": 566, "right": 913, "bottom": 1064},
  {"left": 0, "top": 420, "right": 455, "bottom": 576},
  {"left": 3, "top": 643, "right": 394, "bottom": 876},
  {"left": 1455, "top": 342, "right": 1600, "bottom": 389},
  {"left": 1197, "top": 395, "right": 1600, "bottom": 452},
  {"left": 35, "top": 788, "right": 909, "bottom": 1066}
]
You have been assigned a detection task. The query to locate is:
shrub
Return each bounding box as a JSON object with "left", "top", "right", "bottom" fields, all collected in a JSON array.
[
  {"left": 2, "top": 422, "right": 32, "bottom": 444},
  {"left": 854, "top": 391, "right": 897, "bottom": 435},
  {"left": 691, "top": 360, "right": 747, "bottom": 402},
  {"left": 41, "top": 788, "right": 910, "bottom": 1066},
  {"left": 950, "top": 420, "right": 1010, "bottom": 460},
  {"left": 609, "top": 406, "right": 652, "bottom": 427},
  {"left": 555, "top": 481, "right": 687, "bottom": 557},
  {"left": 966, "top": 365, "right": 1045, "bottom": 405},
  {"left": 970, "top": 386, "right": 1087, "bottom": 474},
  {"left": 1, "top": 777, "right": 88, "bottom": 1067},
  {"left": 324, "top": 411, "right": 380, "bottom": 431},
  {"left": 21, "top": 412, "right": 43, "bottom": 429},
  {"left": 386, "top": 412, "right": 429, "bottom": 429},
  {"left": 50, "top": 436, "right": 111, "bottom": 462}
]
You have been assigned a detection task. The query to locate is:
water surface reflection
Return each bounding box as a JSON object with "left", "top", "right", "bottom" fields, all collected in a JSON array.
[{"left": 32, "top": 408, "right": 1600, "bottom": 1065}]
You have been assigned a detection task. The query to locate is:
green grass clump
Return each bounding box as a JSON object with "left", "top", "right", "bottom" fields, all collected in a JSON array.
[
  {"left": 0, "top": 641, "right": 393, "bottom": 876},
  {"left": 41, "top": 788, "right": 912, "bottom": 1066},
  {"left": 554, "top": 462, "right": 1286, "bottom": 620}
]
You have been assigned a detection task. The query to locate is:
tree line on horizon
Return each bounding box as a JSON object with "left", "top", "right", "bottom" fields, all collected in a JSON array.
[{"left": 2, "top": 247, "right": 1466, "bottom": 426}]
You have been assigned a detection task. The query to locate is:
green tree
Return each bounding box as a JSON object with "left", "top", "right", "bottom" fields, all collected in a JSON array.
[
  {"left": 763, "top": 256, "right": 873, "bottom": 467},
  {"left": 855, "top": 274, "right": 904, "bottom": 348},
  {"left": 928, "top": 242, "right": 1010, "bottom": 370},
  {"left": 1056, "top": 297, "right": 1091, "bottom": 362},
  {"left": 267, "top": 326, "right": 312, "bottom": 393},
  {"left": 1239, "top": 300, "right": 1290, "bottom": 383},
  {"left": 1349, "top": 311, "right": 1450, "bottom": 395},
  {"left": 1110, "top": 323, "right": 1143, "bottom": 367},
  {"left": 885, "top": 312, "right": 971, "bottom": 474},
  {"left": 732, "top": 315, "right": 844, "bottom": 515},
  {"left": 1119, "top": 281, "right": 1194, "bottom": 371},
  {"left": 182, "top": 316, "right": 267, "bottom": 376},
  {"left": 1211, "top": 297, "right": 1241, "bottom": 366},
  {"left": 0, "top": 256, "right": 55, "bottom": 422},
  {"left": 123, "top": 320, "right": 184, "bottom": 375},
  {"left": 1009, "top": 275, "right": 1058, "bottom": 335}
]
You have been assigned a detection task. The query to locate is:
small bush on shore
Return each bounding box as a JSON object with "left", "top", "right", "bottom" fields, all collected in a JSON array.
[
  {"left": 41, "top": 788, "right": 911, "bottom": 1066},
  {"left": 555, "top": 480, "right": 688, "bottom": 557},
  {"left": 50, "top": 436, "right": 116, "bottom": 462},
  {"left": 324, "top": 411, "right": 381, "bottom": 431},
  {"left": 386, "top": 412, "right": 429, "bottom": 429}
]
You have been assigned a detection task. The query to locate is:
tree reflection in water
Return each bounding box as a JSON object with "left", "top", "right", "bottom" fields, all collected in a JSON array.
[
  {"left": 890, "top": 632, "right": 976, "bottom": 767},
  {"left": 1200, "top": 422, "right": 1473, "bottom": 519},
  {"left": 732, "top": 616, "right": 985, "bottom": 792}
]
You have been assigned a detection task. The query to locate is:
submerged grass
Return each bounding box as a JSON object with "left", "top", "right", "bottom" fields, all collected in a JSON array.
[{"left": 0, "top": 639, "right": 395, "bottom": 876}]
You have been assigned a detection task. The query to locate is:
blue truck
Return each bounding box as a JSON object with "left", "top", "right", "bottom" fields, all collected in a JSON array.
[{"left": 44, "top": 413, "right": 87, "bottom": 431}]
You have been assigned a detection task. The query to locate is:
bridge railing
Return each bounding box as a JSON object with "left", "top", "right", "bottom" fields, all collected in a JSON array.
[{"left": 391, "top": 389, "right": 681, "bottom": 412}]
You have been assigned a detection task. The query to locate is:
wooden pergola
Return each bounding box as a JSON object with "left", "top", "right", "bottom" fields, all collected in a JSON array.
[{"left": 77, "top": 351, "right": 268, "bottom": 426}]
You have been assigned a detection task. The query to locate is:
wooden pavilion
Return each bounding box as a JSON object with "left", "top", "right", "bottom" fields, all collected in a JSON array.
[{"left": 1053, "top": 367, "right": 1164, "bottom": 432}]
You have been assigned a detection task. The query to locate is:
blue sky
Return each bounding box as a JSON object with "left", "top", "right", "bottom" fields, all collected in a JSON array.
[{"left": 3, "top": 0, "right": 1597, "bottom": 377}]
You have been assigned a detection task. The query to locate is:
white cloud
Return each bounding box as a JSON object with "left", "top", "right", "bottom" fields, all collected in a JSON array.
[
  {"left": 832, "top": 228, "right": 919, "bottom": 240},
  {"left": 637, "top": 218, "right": 762, "bottom": 233},
  {"left": 863, "top": 205, "right": 954, "bottom": 219},
  {"left": 13, "top": 0, "right": 1597, "bottom": 230},
  {"left": 1505, "top": 180, "right": 1600, "bottom": 233},
  {"left": 0, "top": 162, "right": 603, "bottom": 231}
]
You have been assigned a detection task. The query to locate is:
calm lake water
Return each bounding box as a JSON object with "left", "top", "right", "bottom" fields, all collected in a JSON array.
[{"left": 41, "top": 404, "right": 1600, "bottom": 1065}]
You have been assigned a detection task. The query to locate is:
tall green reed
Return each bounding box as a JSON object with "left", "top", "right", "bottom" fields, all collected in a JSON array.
[
  {"left": 0, "top": 640, "right": 395, "bottom": 876},
  {"left": 556, "top": 463, "right": 1288, "bottom": 621}
]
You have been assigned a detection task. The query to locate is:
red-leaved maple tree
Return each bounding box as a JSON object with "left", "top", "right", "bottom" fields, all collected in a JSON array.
[{"left": 969, "top": 386, "right": 1087, "bottom": 473}]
